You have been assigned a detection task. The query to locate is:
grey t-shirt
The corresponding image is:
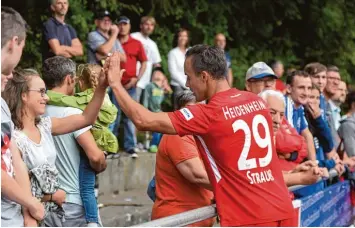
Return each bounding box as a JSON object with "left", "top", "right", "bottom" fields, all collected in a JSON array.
[
  {"left": 1, "top": 98, "right": 24, "bottom": 227},
  {"left": 87, "top": 30, "right": 124, "bottom": 64},
  {"left": 44, "top": 105, "right": 91, "bottom": 206}
]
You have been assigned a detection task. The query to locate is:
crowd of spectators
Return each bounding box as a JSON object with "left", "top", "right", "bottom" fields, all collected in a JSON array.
[{"left": 2, "top": 0, "right": 355, "bottom": 226}]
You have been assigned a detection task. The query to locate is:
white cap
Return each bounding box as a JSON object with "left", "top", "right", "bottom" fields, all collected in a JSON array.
[{"left": 246, "top": 62, "right": 277, "bottom": 81}]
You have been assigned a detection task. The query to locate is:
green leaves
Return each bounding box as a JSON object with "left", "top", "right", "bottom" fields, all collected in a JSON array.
[{"left": 13, "top": 0, "right": 355, "bottom": 86}]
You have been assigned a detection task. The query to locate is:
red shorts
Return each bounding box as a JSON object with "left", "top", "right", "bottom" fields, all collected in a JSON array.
[{"left": 247, "top": 217, "right": 298, "bottom": 227}]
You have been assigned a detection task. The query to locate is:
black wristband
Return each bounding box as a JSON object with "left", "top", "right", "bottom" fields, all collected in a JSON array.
[{"left": 50, "top": 194, "right": 53, "bottom": 202}]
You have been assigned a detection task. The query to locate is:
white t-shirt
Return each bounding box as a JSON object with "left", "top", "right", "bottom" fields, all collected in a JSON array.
[
  {"left": 13, "top": 117, "right": 57, "bottom": 170},
  {"left": 168, "top": 47, "right": 187, "bottom": 88},
  {"left": 44, "top": 106, "right": 91, "bottom": 206},
  {"left": 131, "top": 32, "right": 162, "bottom": 89}
]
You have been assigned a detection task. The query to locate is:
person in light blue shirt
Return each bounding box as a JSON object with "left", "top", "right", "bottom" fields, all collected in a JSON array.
[
  {"left": 324, "top": 65, "right": 342, "bottom": 147},
  {"left": 87, "top": 10, "right": 125, "bottom": 65}
]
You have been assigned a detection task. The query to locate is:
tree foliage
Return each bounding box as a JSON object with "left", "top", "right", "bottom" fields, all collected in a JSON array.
[{"left": 4, "top": 0, "right": 355, "bottom": 88}]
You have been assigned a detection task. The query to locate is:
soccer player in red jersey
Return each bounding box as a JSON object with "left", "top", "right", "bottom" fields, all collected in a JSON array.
[{"left": 105, "top": 46, "right": 295, "bottom": 226}]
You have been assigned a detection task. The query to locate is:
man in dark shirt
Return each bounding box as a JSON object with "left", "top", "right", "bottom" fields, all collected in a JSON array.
[{"left": 42, "top": 0, "right": 83, "bottom": 60}]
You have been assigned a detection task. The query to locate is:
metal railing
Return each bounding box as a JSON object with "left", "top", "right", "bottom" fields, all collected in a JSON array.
[{"left": 134, "top": 168, "right": 339, "bottom": 227}]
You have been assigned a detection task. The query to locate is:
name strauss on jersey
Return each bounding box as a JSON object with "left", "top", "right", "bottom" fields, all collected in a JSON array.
[
  {"left": 222, "top": 100, "right": 267, "bottom": 120},
  {"left": 247, "top": 169, "right": 275, "bottom": 184},
  {"left": 222, "top": 99, "right": 274, "bottom": 184}
]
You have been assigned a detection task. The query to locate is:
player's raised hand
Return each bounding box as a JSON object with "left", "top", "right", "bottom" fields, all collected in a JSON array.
[{"left": 105, "top": 52, "right": 125, "bottom": 89}]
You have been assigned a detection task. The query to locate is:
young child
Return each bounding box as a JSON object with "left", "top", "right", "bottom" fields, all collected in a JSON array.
[
  {"left": 142, "top": 68, "right": 172, "bottom": 152},
  {"left": 47, "top": 64, "right": 119, "bottom": 227}
]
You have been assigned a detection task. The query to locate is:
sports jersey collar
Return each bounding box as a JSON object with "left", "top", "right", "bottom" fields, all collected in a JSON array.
[
  {"left": 51, "top": 17, "right": 66, "bottom": 26},
  {"left": 208, "top": 88, "right": 238, "bottom": 103},
  {"left": 120, "top": 35, "right": 134, "bottom": 44}
]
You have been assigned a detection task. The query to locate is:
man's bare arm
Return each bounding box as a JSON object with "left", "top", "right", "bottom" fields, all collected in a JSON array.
[
  {"left": 76, "top": 131, "right": 107, "bottom": 173},
  {"left": 176, "top": 157, "right": 212, "bottom": 190},
  {"left": 137, "top": 61, "right": 147, "bottom": 81},
  {"left": 106, "top": 53, "right": 176, "bottom": 134},
  {"left": 48, "top": 39, "right": 72, "bottom": 58},
  {"left": 111, "top": 84, "right": 176, "bottom": 134},
  {"left": 65, "top": 38, "right": 83, "bottom": 56}
]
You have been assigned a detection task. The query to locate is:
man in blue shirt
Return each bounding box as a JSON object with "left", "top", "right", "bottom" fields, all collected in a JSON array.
[
  {"left": 285, "top": 70, "right": 316, "bottom": 161},
  {"left": 42, "top": 0, "right": 83, "bottom": 60},
  {"left": 214, "top": 33, "right": 233, "bottom": 86}
]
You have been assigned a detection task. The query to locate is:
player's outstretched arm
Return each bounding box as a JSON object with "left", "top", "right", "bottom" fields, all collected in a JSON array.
[{"left": 107, "top": 52, "right": 177, "bottom": 135}]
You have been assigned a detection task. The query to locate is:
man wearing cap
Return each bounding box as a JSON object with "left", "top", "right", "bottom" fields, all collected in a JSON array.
[
  {"left": 87, "top": 10, "right": 126, "bottom": 65},
  {"left": 131, "top": 16, "right": 162, "bottom": 102},
  {"left": 110, "top": 16, "right": 148, "bottom": 157},
  {"left": 245, "top": 62, "right": 308, "bottom": 169},
  {"left": 42, "top": 0, "right": 83, "bottom": 60},
  {"left": 245, "top": 62, "right": 278, "bottom": 94}
]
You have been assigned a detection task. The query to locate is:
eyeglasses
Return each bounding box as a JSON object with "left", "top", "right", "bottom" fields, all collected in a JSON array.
[
  {"left": 28, "top": 88, "right": 47, "bottom": 97},
  {"left": 248, "top": 77, "right": 276, "bottom": 85},
  {"left": 327, "top": 76, "right": 341, "bottom": 82}
]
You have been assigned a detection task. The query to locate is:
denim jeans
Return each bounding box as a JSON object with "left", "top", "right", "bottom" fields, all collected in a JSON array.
[
  {"left": 147, "top": 176, "right": 156, "bottom": 202},
  {"left": 151, "top": 132, "right": 162, "bottom": 146},
  {"left": 109, "top": 87, "right": 137, "bottom": 152},
  {"left": 79, "top": 153, "right": 98, "bottom": 224}
]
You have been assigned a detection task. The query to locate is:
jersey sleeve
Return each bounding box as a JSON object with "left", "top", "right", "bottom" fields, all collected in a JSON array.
[
  {"left": 168, "top": 104, "right": 211, "bottom": 137},
  {"left": 169, "top": 136, "right": 199, "bottom": 166}
]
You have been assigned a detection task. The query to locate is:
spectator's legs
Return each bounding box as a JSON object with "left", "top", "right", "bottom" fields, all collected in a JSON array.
[
  {"left": 123, "top": 87, "right": 138, "bottom": 154},
  {"left": 171, "top": 85, "right": 185, "bottom": 110},
  {"left": 109, "top": 89, "right": 122, "bottom": 138},
  {"left": 79, "top": 153, "right": 99, "bottom": 225},
  {"left": 151, "top": 132, "right": 162, "bottom": 146},
  {"left": 136, "top": 87, "right": 143, "bottom": 103}
]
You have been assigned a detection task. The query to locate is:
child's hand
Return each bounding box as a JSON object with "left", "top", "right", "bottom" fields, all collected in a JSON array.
[{"left": 52, "top": 189, "right": 66, "bottom": 207}]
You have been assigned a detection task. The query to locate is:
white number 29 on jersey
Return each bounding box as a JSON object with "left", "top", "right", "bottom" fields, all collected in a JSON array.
[{"left": 232, "top": 114, "right": 273, "bottom": 171}]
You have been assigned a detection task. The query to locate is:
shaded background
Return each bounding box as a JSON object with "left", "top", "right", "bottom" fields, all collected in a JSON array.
[{"left": 3, "top": 0, "right": 355, "bottom": 89}]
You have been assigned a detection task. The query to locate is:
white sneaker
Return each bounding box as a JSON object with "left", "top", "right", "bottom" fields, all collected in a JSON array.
[{"left": 130, "top": 153, "right": 139, "bottom": 158}]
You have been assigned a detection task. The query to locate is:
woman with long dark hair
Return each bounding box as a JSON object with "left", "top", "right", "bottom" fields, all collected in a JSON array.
[{"left": 168, "top": 28, "right": 190, "bottom": 109}]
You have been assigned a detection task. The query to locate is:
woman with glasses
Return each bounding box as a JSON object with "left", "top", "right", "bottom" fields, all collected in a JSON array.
[{"left": 2, "top": 68, "right": 107, "bottom": 225}]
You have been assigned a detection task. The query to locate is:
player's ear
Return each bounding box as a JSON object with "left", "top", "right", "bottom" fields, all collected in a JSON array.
[
  {"left": 200, "top": 71, "right": 209, "bottom": 83},
  {"left": 245, "top": 81, "right": 251, "bottom": 91},
  {"left": 286, "top": 84, "right": 292, "bottom": 94}
]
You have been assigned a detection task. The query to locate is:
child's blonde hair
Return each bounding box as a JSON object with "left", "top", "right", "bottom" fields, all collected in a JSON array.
[{"left": 77, "top": 64, "right": 102, "bottom": 91}]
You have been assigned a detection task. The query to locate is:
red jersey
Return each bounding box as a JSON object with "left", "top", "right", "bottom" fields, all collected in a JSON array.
[
  {"left": 275, "top": 79, "right": 286, "bottom": 92},
  {"left": 168, "top": 88, "right": 294, "bottom": 226},
  {"left": 120, "top": 36, "right": 147, "bottom": 85}
]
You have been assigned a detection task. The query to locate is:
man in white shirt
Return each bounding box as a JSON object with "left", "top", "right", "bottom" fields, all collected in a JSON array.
[{"left": 131, "top": 16, "right": 162, "bottom": 102}]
